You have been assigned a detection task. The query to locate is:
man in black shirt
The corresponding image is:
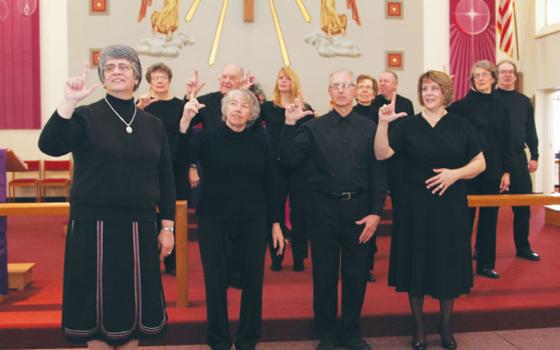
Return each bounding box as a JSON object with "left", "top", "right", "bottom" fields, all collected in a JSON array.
[
  {"left": 371, "top": 71, "right": 415, "bottom": 122},
  {"left": 495, "top": 60, "right": 540, "bottom": 261},
  {"left": 279, "top": 70, "right": 387, "bottom": 350}
]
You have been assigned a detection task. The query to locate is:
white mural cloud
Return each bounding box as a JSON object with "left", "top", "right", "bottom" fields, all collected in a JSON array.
[
  {"left": 136, "top": 32, "right": 195, "bottom": 58},
  {"left": 304, "top": 31, "right": 361, "bottom": 58}
]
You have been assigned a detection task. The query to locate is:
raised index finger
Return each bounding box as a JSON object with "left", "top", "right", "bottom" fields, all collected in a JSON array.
[
  {"left": 390, "top": 91, "right": 397, "bottom": 109},
  {"left": 81, "top": 61, "right": 90, "bottom": 81}
]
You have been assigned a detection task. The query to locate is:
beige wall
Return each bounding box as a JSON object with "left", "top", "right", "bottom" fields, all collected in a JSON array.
[{"left": 3, "top": 0, "right": 559, "bottom": 193}]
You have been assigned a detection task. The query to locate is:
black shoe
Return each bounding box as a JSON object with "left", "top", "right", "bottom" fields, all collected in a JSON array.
[
  {"left": 165, "top": 267, "right": 176, "bottom": 277},
  {"left": 341, "top": 337, "right": 373, "bottom": 350},
  {"left": 293, "top": 258, "right": 304, "bottom": 271},
  {"left": 316, "top": 338, "right": 336, "bottom": 350},
  {"left": 410, "top": 339, "right": 428, "bottom": 350},
  {"left": 271, "top": 258, "right": 282, "bottom": 271},
  {"left": 516, "top": 249, "right": 540, "bottom": 261},
  {"left": 439, "top": 325, "right": 457, "bottom": 349},
  {"left": 367, "top": 271, "right": 376, "bottom": 283},
  {"left": 477, "top": 267, "right": 500, "bottom": 279}
]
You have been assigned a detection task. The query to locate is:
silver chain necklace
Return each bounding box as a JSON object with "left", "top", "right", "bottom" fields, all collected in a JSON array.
[{"left": 104, "top": 97, "right": 137, "bottom": 134}]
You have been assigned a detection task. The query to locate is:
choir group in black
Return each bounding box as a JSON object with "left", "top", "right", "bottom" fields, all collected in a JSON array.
[{"left": 38, "top": 44, "right": 541, "bottom": 350}]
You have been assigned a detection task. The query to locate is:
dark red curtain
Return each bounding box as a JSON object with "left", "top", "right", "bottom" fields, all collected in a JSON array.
[
  {"left": 450, "top": 0, "right": 496, "bottom": 100},
  {"left": 0, "top": 0, "right": 41, "bottom": 129}
]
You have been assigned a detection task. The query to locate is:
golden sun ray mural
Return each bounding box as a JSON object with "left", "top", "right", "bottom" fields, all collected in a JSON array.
[{"left": 184, "top": 0, "right": 311, "bottom": 66}]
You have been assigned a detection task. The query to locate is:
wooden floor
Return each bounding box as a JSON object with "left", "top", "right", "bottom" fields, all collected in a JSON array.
[{"left": 27, "top": 327, "right": 560, "bottom": 350}]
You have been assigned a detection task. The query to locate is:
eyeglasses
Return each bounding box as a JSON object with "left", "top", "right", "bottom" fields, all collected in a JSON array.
[
  {"left": 329, "top": 82, "right": 355, "bottom": 90},
  {"left": 150, "top": 75, "right": 169, "bottom": 82},
  {"left": 103, "top": 63, "right": 132, "bottom": 74},
  {"left": 474, "top": 72, "right": 492, "bottom": 79},
  {"left": 498, "top": 69, "right": 515, "bottom": 75}
]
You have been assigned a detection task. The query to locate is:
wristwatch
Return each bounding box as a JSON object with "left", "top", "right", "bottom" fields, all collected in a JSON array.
[
  {"left": 161, "top": 226, "right": 174, "bottom": 233},
  {"left": 189, "top": 164, "right": 197, "bottom": 169}
]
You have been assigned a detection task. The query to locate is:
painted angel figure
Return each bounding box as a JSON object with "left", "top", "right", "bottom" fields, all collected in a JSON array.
[
  {"left": 138, "top": 0, "right": 179, "bottom": 36},
  {"left": 320, "top": 0, "right": 361, "bottom": 36}
]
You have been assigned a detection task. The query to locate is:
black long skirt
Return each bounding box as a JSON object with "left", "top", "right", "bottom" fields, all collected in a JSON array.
[{"left": 62, "top": 217, "right": 167, "bottom": 345}]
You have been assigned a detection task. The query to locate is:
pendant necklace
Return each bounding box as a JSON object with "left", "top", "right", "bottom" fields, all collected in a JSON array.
[{"left": 105, "top": 97, "right": 137, "bottom": 134}]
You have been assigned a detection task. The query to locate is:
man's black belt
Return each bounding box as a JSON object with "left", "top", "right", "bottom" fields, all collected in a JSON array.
[{"left": 315, "top": 189, "right": 364, "bottom": 201}]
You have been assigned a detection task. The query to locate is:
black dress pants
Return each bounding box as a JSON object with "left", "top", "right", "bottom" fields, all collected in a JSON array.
[
  {"left": 163, "top": 161, "right": 189, "bottom": 272},
  {"left": 268, "top": 166, "right": 310, "bottom": 263},
  {"left": 309, "top": 191, "right": 370, "bottom": 341},
  {"left": 510, "top": 152, "right": 533, "bottom": 252},
  {"left": 468, "top": 178, "right": 501, "bottom": 270},
  {"left": 198, "top": 215, "right": 268, "bottom": 349}
]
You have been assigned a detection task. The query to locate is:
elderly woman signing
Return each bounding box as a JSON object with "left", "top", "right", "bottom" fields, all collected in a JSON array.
[
  {"left": 38, "top": 45, "right": 175, "bottom": 350},
  {"left": 178, "top": 88, "right": 284, "bottom": 350}
]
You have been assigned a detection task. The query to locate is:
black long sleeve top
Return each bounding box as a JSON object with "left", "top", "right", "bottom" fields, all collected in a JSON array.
[
  {"left": 494, "top": 88, "right": 539, "bottom": 160},
  {"left": 38, "top": 94, "right": 176, "bottom": 220},
  {"left": 144, "top": 97, "right": 183, "bottom": 161},
  {"left": 178, "top": 124, "right": 281, "bottom": 222},
  {"left": 448, "top": 90, "right": 513, "bottom": 180},
  {"left": 278, "top": 109, "right": 387, "bottom": 216}
]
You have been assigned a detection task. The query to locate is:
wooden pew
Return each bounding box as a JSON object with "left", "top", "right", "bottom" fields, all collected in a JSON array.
[
  {"left": 467, "top": 193, "right": 560, "bottom": 207},
  {"left": 0, "top": 201, "right": 189, "bottom": 307}
]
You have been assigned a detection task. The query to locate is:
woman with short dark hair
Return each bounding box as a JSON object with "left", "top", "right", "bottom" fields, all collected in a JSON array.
[{"left": 38, "top": 44, "right": 175, "bottom": 350}]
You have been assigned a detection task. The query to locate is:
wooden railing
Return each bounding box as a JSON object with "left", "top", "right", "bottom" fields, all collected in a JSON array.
[
  {"left": 2, "top": 194, "right": 560, "bottom": 308},
  {"left": 0, "top": 201, "right": 189, "bottom": 307},
  {"left": 467, "top": 193, "right": 560, "bottom": 207}
]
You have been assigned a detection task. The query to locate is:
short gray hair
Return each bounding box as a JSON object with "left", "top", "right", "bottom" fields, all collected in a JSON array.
[
  {"left": 221, "top": 89, "right": 260, "bottom": 126},
  {"left": 97, "top": 44, "right": 142, "bottom": 91},
  {"left": 329, "top": 69, "right": 354, "bottom": 82}
]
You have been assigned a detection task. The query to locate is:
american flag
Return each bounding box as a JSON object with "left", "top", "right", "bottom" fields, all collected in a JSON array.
[{"left": 497, "top": 0, "right": 516, "bottom": 57}]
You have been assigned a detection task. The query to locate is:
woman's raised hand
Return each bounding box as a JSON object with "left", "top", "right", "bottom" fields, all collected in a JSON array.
[
  {"left": 179, "top": 99, "right": 205, "bottom": 133},
  {"left": 64, "top": 61, "right": 99, "bottom": 104},
  {"left": 378, "top": 91, "right": 407, "bottom": 123}
]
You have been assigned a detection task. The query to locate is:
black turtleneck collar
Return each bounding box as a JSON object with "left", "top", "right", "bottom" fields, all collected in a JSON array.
[
  {"left": 467, "top": 89, "right": 493, "bottom": 100},
  {"left": 105, "top": 94, "right": 136, "bottom": 123}
]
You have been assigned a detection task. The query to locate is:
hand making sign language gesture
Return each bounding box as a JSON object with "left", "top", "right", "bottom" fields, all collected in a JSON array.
[
  {"left": 185, "top": 69, "right": 206, "bottom": 100},
  {"left": 378, "top": 91, "right": 408, "bottom": 123},
  {"left": 284, "top": 95, "right": 313, "bottom": 125},
  {"left": 58, "top": 61, "right": 100, "bottom": 119},
  {"left": 374, "top": 91, "right": 408, "bottom": 161}
]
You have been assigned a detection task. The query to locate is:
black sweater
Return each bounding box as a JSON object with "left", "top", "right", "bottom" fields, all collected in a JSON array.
[
  {"left": 448, "top": 90, "right": 513, "bottom": 180},
  {"left": 178, "top": 124, "right": 280, "bottom": 222},
  {"left": 494, "top": 88, "right": 539, "bottom": 160},
  {"left": 38, "top": 94, "right": 175, "bottom": 220},
  {"left": 144, "top": 97, "right": 183, "bottom": 161}
]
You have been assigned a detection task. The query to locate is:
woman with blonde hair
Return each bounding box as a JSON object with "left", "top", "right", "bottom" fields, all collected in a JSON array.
[
  {"left": 375, "top": 71, "right": 486, "bottom": 350},
  {"left": 260, "top": 66, "right": 314, "bottom": 272}
]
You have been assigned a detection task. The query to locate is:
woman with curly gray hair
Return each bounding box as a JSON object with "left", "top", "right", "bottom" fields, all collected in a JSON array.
[
  {"left": 39, "top": 44, "right": 175, "bottom": 350},
  {"left": 178, "top": 89, "right": 284, "bottom": 350}
]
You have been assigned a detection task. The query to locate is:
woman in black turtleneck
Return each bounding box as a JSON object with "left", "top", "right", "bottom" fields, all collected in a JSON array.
[
  {"left": 38, "top": 45, "right": 175, "bottom": 350},
  {"left": 260, "top": 66, "right": 314, "bottom": 272},
  {"left": 353, "top": 74, "right": 379, "bottom": 123},
  {"left": 178, "top": 89, "right": 284, "bottom": 350},
  {"left": 448, "top": 60, "right": 513, "bottom": 280}
]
